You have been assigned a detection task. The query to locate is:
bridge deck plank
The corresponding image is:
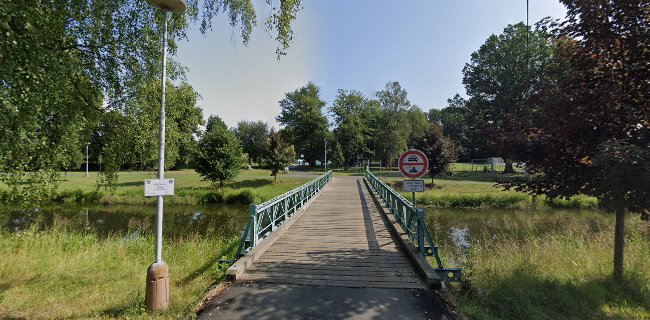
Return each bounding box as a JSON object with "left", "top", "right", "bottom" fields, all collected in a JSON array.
[{"left": 239, "top": 176, "right": 426, "bottom": 289}]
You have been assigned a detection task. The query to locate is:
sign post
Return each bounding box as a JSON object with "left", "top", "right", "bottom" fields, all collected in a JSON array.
[{"left": 398, "top": 149, "right": 429, "bottom": 209}]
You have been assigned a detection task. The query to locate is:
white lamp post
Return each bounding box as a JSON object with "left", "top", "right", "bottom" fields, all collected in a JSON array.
[
  {"left": 145, "top": 0, "right": 186, "bottom": 311},
  {"left": 324, "top": 138, "right": 327, "bottom": 172},
  {"left": 85, "top": 143, "right": 89, "bottom": 178}
]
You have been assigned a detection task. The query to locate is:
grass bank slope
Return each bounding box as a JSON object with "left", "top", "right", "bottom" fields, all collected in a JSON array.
[
  {"left": 0, "top": 227, "right": 239, "bottom": 319},
  {"left": 436, "top": 214, "right": 650, "bottom": 319}
]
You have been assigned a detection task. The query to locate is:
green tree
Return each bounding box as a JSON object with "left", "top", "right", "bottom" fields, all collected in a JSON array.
[
  {"left": 0, "top": 0, "right": 302, "bottom": 204},
  {"left": 235, "top": 120, "right": 270, "bottom": 166},
  {"left": 374, "top": 81, "right": 412, "bottom": 167},
  {"left": 175, "top": 84, "right": 205, "bottom": 169},
  {"left": 194, "top": 116, "right": 242, "bottom": 187},
  {"left": 327, "top": 137, "right": 345, "bottom": 169},
  {"left": 98, "top": 80, "right": 203, "bottom": 178},
  {"left": 502, "top": 0, "right": 650, "bottom": 282},
  {"left": 330, "top": 90, "right": 373, "bottom": 169},
  {"left": 361, "top": 100, "right": 383, "bottom": 163},
  {"left": 413, "top": 123, "right": 457, "bottom": 184},
  {"left": 176, "top": 136, "right": 199, "bottom": 169},
  {"left": 276, "top": 82, "right": 329, "bottom": 167},
  {"left": 406, "top": 106, "right": 429, "bottom": 145},
  {"left": 427, "top": 95, "right": 488, "bottom": 161},
  {"left": 463, "top": 22, "right": 554, "bottom": 172},
  {"left": 266, "top": 129, "right": 296, "bottom": 181}
]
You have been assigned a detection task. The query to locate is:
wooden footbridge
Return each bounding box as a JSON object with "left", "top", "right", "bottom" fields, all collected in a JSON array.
[{"left": 199, "top": 171, "right": 460, "bottom": 319}]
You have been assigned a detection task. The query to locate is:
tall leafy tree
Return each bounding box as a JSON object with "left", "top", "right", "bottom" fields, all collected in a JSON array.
[
  {"left": 502, "top": 0, "right": 650, "bottom": 282},
  {"left": 175, "top": 85, "right": 205, "bottom": 169},
  {"left": 330, "top": 90, "right": 373, "bottom": 169},
  {"left": 413, "top": 123, "right": 457, "bottom": 184},
  {"left": 406, "top": 106, "right": 429, "bottom": 145},
  {"left": 374, "top": 81, "right": 412, "bottom": 166},
  {"left": 194, "top": 115, "right": 242, "bottom": 187},
  {"left": 427, "top": 95, "right": 489, "bottom": 161},
  {"left": 463, "top": 22, "right": 554, "bottom": 172},
  {"left": 235, "top": 120, "right": 270, "bottom": 166},
  {"left": 327, "top": 137, "right": 346, "bottom": 169},
  {"left": 97, "top": 80, "right": 203, "bottom": 182},
  {"left": 276, "top": 82, "right": 329, "bottom": 167},
  {"left": 0, "top": 0, "right": 302, "bottom": 204},
  {"left": 361, "top": 99, "right": 383, "bottom": 163},
  {"left": 266, "top": 129, "right": 295, "bottom": 181}
]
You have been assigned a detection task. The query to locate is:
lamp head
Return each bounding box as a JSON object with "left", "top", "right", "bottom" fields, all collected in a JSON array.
[{"left": 147, "top": 0, "right": 187, "bottom": 13}]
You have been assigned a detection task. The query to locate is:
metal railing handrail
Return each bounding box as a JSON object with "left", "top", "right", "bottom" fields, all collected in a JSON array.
[
  {"left": 237, "top": 170, "right": 333, "bottom": 256},
  {"left": 364, "top": 168, "right": 461, "bottom": 282}
]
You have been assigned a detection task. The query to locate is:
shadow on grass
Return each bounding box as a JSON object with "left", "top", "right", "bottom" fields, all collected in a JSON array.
[
  {"left": 459, "top": 266, "right": 649, "bottom": 320},
  {"left": 226, "top": 179, "right": 273, "bottom": 189},
  {"left": 179, "top": 238, "right": 240, "bottom": 286},
  {"left": 113, "top": 181, "right": 143, "bottom": 187}
]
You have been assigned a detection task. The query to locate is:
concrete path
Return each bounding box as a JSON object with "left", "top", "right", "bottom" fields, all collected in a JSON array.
[{"left": 198, "top": 176, "right": 452, "bottom": 320}]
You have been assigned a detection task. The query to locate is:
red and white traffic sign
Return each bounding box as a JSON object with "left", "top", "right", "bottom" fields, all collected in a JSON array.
[{"left": 399, "top": 149, "right": 429, "bottom": 179}]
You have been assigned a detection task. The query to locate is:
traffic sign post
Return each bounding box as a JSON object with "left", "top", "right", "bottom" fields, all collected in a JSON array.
[
  {"left": 398, "top": 149, "right": 429, "bottom": 209},
  {"left": 399, "top": 149, "right": 429, "bottom": 179}
]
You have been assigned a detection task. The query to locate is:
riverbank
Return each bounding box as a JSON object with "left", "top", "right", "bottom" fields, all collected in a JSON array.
[
  {"left": 375, "top": 171, "right": 600, "bottom": 209},
  {"left": 0, "top": 226, "right": 239, "bottom": 319},
  {"left": 427, "top": 209, "right": 650, "bottom": 319}
]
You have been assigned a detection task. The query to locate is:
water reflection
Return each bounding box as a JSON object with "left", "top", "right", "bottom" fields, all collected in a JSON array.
[
  {"left": 449, "top": 227, "right": 471, "bottom": 250},
  {"left": 0, "top": 204, "right": 249, "bottom": 239},
  {"left": 424, "top": 208, "right": 649, "bottom": 254}
]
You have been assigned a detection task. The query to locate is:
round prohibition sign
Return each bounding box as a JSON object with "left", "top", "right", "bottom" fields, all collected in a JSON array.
[{"left": 399, "top": 149, "right": 429, "bottom": 179}]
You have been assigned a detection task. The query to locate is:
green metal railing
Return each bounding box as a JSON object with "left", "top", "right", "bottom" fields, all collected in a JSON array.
[
  {"left": 238, "top": 170, "right": 333, "bottom": 256},
  {"left": 365, "top": 169, "right": 461, "bottom": 282}
]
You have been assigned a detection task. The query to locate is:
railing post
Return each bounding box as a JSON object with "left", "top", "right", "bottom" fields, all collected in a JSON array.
[
  {"left": 249, "top": 204, "right": 258, "bottom": 247},
  {"left": 284, "top": 198, "right": 289, "bottom": 221},
  {"left": 416, "top": 208, "right": 425, "bottom": 255}
]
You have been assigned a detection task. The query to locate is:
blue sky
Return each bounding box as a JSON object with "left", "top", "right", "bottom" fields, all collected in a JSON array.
[{"left": 176, "top": 0, "right": 567, "bottom": 128}]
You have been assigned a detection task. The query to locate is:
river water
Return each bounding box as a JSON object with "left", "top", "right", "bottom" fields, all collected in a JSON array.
[
  {"left": 1, "top": 205, "right": 647, "bottom": 248},
  {"left": 0, "top": 204, "right": 249, "bottom": 239}
]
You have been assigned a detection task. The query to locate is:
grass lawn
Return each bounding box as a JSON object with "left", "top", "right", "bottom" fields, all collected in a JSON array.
[
  {"left": 2, "top": 169, "right": 318, "bottom": 205},
  {"left": 372, "top": 166, "right": 598, "bottom": 209}
]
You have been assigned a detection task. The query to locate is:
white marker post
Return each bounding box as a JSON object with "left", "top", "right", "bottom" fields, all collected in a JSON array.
[
  {"left": 85, "top": 143, "right": 89, "bottom": 178},
  {"left": 145, "top": 0, "right": 186, "bottom": 311},
  {"left": 324, "top": 138, "right": 327, "bottom": 172}
]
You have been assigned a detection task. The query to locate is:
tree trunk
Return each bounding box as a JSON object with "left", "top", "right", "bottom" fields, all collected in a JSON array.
[
  {"left": 613, "top": 205, "right": 626, "bottom": 283},
  {"left": 503, "top": 159, "right": 515, "bottom": 174},
  {"left": 248, "top": 155, "right": 252, "bottom": 166}
]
